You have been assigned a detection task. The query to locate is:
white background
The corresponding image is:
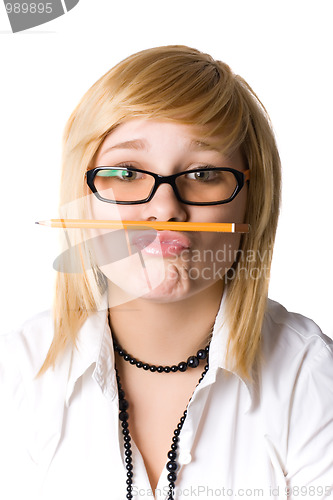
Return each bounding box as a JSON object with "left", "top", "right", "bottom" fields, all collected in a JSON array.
[{"left": 0, "top": 0, "right": 332, "bottom": 337}]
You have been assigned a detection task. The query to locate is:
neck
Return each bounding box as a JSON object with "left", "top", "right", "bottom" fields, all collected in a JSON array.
[{"left": 108, "top": 281, "right": 223, "bottom": 366}]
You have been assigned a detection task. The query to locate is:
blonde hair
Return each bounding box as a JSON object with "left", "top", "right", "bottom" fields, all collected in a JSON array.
[{"left": 39, "top": 45, "right": 281, "bottom": 378}]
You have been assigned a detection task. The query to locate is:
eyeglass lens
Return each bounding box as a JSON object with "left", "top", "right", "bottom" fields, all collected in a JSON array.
[{"left": 93, "top": 168, "right": 238, "bottom": 203}]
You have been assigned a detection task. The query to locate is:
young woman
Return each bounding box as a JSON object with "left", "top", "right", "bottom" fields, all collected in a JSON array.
[{"left": 1, "top": 46, "right": 332, "bottom": 500}]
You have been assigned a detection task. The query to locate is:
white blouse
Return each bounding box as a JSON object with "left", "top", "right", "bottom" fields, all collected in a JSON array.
[{"left": 1, "top": 297, "right": 333, "bottom": 500}]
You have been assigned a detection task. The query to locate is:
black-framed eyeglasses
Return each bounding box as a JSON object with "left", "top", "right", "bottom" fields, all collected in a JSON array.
[{"left": 86, "top": 166, "right": 250, "bottom": 206}]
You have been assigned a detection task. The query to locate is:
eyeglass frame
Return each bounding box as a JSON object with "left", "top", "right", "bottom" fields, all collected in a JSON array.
[{"left": 86, "top": 166, "right": 250, "bottom": 206}]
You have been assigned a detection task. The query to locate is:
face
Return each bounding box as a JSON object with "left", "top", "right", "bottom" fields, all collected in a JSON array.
[{"left": 88, "top": 119, "right": 248, "bottom": 303}]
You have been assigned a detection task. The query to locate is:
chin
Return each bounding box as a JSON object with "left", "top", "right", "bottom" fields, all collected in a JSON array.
[{"left": 137, "top": 262, "right": 190, "bottom": 301}]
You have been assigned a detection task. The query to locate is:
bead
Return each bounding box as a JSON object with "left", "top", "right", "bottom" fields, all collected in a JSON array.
[
  {"left": 124, "top": 442, "right": 131, "bottom": 450},
  {"left": 174, "top": 428, "right": 180, "bottom": 436},
  {"left": 126, "top": 494, "right": 132, "bottom": 499},
  {"left": 150, "top": 365, "right": 157, "bottom": 372},
  {"left": 126, "top": 463, "right": 133, "bottom": 471},
  {"left": 157, "top": 366, "right": 164, "bottom": 373},
  {"left": 172, "top": 435, "right": 179, "bottom": 443},
  {"left": 167, "top": 472, "right": 177, "bottom": 482},
  {"left": 171, "top": 443, "right": 177, "bottom": 451},
  {"left": 119, "top": 399, "right": 129, "bottom": 411},
  {"left": 127, "top": 471, "right": 133, "bottom": 478},
  {"left": 129, "top": 358, "right": 137, "bottom": 365},
  {"left": 124, "top": 354, "right": 130, "bottom": 361},
  {"left": 125, "top": 449, "right": 132, "bottom": 457},
  {"left": 124, "top": 435, "right": 131, "bottom": 443},
  {"left": 143, "top": 364, "right": 149, "bottom": 370},
  {"left": 126, "top": 478, "right": 132, "bottom": 485},
  {"left": 119, "top": 411, "right": 129, "bottom": 421},
  {"left": 136, "top": 361, "right": 143, "bottom": 368},
  {"left": 167, "top": 450, "right": 177, "bottom": 460},
  {"left": 197, "top": 349, "right": 207, "bottom": 359},
  {"left": 187, "top": 356, "right": 199, "bottom": 368},
  {"left": 163, "top": 366, "right": 171, "bottom": 373},
  {"left": 125, "top": 456, "right": 131, "bottom": 463},
  {"left": 178, "top": 362, "right": 187, "bottom": 372},
  {"left": 166, "top": 460, "right": 178, "bottom": 472},
  {"left": 121, "top": 421, "right": 129, "bottom": 429},
  {"left": 118, "top": 389, "right": 125, "bottom": 400},
  {"left": 118, "top": 349, "right": 124, "bottom": 357},
  {"left": 171, "top": 365, "right": 178, "bottom": 372}
]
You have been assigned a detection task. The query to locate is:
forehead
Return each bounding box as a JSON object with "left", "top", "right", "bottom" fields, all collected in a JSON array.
[
  {"left": 98, "top": 119, "right": 229, "bottom": 155},
  {"left": 93, "top": 118, "right": 245, "bottom": 173}
]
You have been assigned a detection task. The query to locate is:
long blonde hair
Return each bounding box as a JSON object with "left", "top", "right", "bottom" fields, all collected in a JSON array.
[{"left": 39, "top": 45, "right": 281, "bottom": 378}]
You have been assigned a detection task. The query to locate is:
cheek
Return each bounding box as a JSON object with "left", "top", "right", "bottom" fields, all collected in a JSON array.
[
  {"left": 190, "top": 200, "right": 247, "bottom": 225},
  {"left": 197, "top": 233, "right": 242, "bottom": 268},
  {"left": 90, "top": 197, "right": 141, "bottom": 221},
  {"left": 216, "top": 190, "right": 248, "bottom": 223},
  {"left": 189, "top": 182, "right": 248, "bottom": 225}
]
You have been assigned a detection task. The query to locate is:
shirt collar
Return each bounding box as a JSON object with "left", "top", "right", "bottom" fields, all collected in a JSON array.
[
  {"left": 65, "top": 307, "right": 117, "bottom": 406},
  {"left": 200, "top": 290, "right": 255, "bottom": 412},
  {"left": 65, "top": 290, "right": 255, "bottom": 411}
]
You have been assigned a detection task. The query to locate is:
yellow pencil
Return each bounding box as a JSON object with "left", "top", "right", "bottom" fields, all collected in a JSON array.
[{"left": 36, "top": 219, "right": 250, "bottom": 233}]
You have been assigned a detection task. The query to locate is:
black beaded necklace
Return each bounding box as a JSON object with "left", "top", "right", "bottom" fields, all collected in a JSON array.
[
  {"left": 113, "top": 339, "right": 210, "bottom": 373},
  {"left": 114, "top": 339, "right": 210, "bottom": 500}
]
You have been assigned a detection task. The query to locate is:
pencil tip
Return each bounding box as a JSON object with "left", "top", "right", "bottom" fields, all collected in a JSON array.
[{"left": 35, "top": 221, "right": 39, "bottom": 225}]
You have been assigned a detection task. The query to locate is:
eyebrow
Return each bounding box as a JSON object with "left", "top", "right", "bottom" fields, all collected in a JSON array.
[
  {"left": 100, "top": 139, "right": 147, "bottom": 155},
  {"left": 99, "top": 138, "right": 222, "bottom": 157},
  {"left": 189, "top": 139, "right": 221, "bottom": 152}
]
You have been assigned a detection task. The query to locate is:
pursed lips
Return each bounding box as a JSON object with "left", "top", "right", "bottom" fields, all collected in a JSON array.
[{"left": 131, "top": 230, "right": 192, "bottom": 257}]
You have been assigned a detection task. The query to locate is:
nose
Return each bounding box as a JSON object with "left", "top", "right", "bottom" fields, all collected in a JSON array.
[{"left": 141, "top": 183, "right": 188, "bottom": 222}]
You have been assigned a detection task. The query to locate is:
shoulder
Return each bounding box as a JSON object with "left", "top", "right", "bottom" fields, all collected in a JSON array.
[
  {"left": 259, "top": 300, "right": 333, "bottom": 482},
  {"left": 1, "top": 309, "right": 54, "bottom": 343},
  {"left": 0, "top": 311, "right": 55, "bottom": 454},
  {"left": 262, "top": 298, "right": 333, "bottom": 364},
  {"left": 258, "top": 298, "right": 333, "bottom": 412},
  {"left": 0, "top": 310, "right": 54, "bottom": 383}
]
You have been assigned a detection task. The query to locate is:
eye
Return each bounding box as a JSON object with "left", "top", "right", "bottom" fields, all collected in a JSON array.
[
  {"left": 118, "top": 169, "right": 138, "bottom": 180},
  {"left": 96, "top": 168, "right": 142, "bottom": 181},
  {"left": 185, "top": 169, "right": 218, "bottom": 182}
]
